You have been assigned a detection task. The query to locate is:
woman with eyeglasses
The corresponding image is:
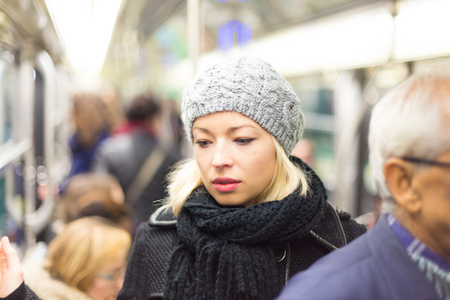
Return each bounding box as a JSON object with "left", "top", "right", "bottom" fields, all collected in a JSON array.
[{"left": 0, "top": 217, "right": 130, "bottom": 300}]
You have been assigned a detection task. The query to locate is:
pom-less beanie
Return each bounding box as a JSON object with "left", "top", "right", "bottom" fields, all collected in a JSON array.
[{"left": 181, "top": 56, "right": 304, "bottom": 155}]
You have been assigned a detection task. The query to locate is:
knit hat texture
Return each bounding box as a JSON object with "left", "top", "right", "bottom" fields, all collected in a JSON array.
[{"left": 181, "top": 57, "right": 304, "bottom": 154}]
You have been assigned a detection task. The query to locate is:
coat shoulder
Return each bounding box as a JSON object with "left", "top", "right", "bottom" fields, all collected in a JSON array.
[
  {"left": 311, "top": 202, "right": 367, "bottom": 249},
  {"left": 148, "top": 205, "right": 177, "bottom": 228}
]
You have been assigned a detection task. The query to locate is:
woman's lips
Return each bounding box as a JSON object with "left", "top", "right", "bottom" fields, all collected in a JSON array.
[{"left": 212, "top": 177, "right": 241, "bottom": 192}]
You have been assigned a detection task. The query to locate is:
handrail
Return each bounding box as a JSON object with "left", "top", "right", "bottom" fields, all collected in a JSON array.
[{"left": 0, "top": 139, "right": 30, "bottom": 172}]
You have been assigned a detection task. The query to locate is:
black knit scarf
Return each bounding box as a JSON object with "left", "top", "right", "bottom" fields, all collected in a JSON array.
[{"left": 164, "top": 158, "right": 327, "bottom": 300}]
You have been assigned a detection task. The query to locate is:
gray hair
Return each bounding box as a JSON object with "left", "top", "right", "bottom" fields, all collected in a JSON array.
[{"left": 369, "top": 66, "right": 450, "bottom": 200}]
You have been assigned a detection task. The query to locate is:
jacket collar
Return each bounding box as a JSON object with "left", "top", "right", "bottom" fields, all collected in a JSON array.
[
  {"left": 368, "top": 214, "right": 439, "bottom": 299},
  {"left": 309, "top": 201, "right": 347, "bottom": 250},
  {"left": 149, "top": 205, "right": 176, "bottom": 227}
]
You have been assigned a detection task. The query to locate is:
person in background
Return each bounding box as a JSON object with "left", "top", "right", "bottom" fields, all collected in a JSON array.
[
  {"left": 60, "top": 173, "right": 127, "bottom": 221},
  {"left": 93, "top": 94, "right": 181, "bottom": 226},
  {"left": 277, "top": 66, "right": 450, "bottom": 300},
  {"left": 98, "top": 84, "right": 126, "bottom": 135},
  {"left": 47, "top": 172, "right": 134, "bottom": 237},
  {"left": 75, "top": 200, "right": 134, "bottom": 237},
  {"left": 0, "top": 217, "right": 131, "bottom": 300},
  {"left": 116, "top": 57, "right": 366, "bottom": 300},
  {"left": 59, "top": 92, "right": 115, "bottom": 194},
  {"left": 291, "top": 138, "right": 315, "bottom": 168}
]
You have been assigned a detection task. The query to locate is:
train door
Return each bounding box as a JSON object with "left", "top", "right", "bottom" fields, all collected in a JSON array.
[{"left": 0, "top": 48, "right": 34, "bottom": 252}]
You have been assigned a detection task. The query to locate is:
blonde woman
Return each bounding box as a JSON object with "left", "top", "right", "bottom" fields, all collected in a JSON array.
[
  {"left": 118, "top": 57, "right": 366, "bottom": 300},
  {"left": 0, "top": 217, "right": 131, "bottom": 300}
]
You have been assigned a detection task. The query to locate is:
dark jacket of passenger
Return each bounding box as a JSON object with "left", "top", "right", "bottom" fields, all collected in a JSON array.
[
  {"left": 93, "top": 130, "right": 180, "bottom": 224},
  {"left": 276, "top": 214, "right": 441, "bottom": 300}
]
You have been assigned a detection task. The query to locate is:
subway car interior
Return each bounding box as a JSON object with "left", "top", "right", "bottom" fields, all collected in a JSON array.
[{"left": 1, "top": 0, "right": 450, "bottom": 254}]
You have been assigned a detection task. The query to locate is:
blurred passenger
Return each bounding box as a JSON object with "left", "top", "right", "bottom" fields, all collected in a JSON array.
[
  {"left": 98, "top": 84, "right": 125, "bottom": 133},
  {"left": 354, "top": 193, "right": 383, "bottom": 230},
  {"left": 58, "top": 173, "right": 134, "bottom": 236},
  {"left": 75, "top": 200, "right": 134, "bottom": 237},
  {"left": 161, "top": 98, "right": 186, "bottom": 156},
  {"left": 291, "top": 138, "right": 315, "bottom": 167},
  {"left": 277, "top": 67, "right": 450, "bottom": 300},
  {"left": 115, "top": 57, "right": 366, "bottom": 300},
  {"left": 93, "top": 93, "right": 181, "bottom": 226},
  {"left": 0, "top": 217, "right": 131, "bottom": 300},
  {"left": 61, "top": 173, "right": 125, "bottom": 222},
  {"left": 59, "top": 92, "right": 114, "bottom": 194}
]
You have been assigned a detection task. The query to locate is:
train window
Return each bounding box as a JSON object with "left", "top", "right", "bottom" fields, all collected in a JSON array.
[
  {"left": 0, "top": 51, "right": 14, "bottom": 143},
  {"left": 0, "top": 49, "right": 22, "bottom": 239},
  {"left": 355, "top": 63, "right": 410, "bottom": 216},
  {"left": 287, "top": 73, "right": 337, "bottom": 199}
]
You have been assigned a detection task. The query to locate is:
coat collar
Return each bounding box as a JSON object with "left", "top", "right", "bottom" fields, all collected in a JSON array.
[
  {"left": 149, "top": 205, "right": 176, "bottom": 227},
  {"left": 309, "top": 201, "right": 348, "bottom": 250},
  {"left": 368, "top": 214, "right": 440, "bottom": 299}
]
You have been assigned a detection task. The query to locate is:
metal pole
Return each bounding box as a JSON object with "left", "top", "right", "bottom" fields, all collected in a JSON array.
[{"left": 187, "top": 0, "right": 199, "bottom": 75}]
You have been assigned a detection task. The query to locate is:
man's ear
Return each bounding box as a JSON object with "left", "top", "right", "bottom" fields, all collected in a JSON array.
[{"left": 384, "top": 157, "right": 422, "bottom": 213}]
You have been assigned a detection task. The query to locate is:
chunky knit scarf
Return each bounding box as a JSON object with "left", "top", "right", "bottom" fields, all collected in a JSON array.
[{"left": 165, "top": 158, "right": 327, "bottom": 300}]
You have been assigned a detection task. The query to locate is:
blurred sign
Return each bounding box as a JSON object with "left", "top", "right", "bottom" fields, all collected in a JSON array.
[{"left": 218, "top": 20, "right": 252, "bottom": 52}]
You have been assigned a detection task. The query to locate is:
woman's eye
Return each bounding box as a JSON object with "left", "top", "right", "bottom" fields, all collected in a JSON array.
[
  {"left": 195, "top": 140, "right": 210, "bottom": 147},
  {"left": 235, "top": 138, "right": 253, "bottom": 145}
]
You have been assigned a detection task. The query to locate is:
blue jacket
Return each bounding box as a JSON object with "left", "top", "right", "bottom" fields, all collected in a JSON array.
[{"left": 277, "top": 214, "right": 441, "bottom": 300}]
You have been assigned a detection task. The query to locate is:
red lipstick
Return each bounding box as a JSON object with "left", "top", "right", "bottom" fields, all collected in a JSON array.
[{"left": 212, "top": 177, "right": 241, "bottom": 192}]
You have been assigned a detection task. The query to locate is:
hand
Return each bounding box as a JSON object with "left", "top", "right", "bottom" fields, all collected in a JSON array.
[{"left": 0, "top": 236, "right": 24, "bottom": 297}]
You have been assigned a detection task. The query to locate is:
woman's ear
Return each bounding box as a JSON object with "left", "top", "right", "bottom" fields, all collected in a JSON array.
[{"left": 384, "top": 157, "right": 422, "bottom": 213}]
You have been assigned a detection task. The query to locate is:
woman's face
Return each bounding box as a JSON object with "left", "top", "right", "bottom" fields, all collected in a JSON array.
[
  {"left": 87, "top": 251, "right": 127, "bottom": 300},
  {"left": 193, "top": 111, "right": 277, "bottom": 206}
]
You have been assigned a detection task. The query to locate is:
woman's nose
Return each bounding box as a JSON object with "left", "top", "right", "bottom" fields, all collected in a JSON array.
[{"left": 211, "top": 142, "right": 233, "bottom": 168}]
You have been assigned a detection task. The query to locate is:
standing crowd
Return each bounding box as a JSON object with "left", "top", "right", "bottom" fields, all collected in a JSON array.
[{"left": 0, "top": 56, "right": 449, "bottom": 300}]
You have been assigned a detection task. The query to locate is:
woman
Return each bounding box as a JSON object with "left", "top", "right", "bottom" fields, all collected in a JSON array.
[
  {"left": 58, "top": 92, "right": 114, "bottom": 195},
  {"left": 0, "top": 217, "right": 131, "bottom": 300},
  {"left": 118, "top": 57, "right": 366, "bottom": 300},
  {"left": 0, "top": 57, "right": 365, "bottom": 300}
]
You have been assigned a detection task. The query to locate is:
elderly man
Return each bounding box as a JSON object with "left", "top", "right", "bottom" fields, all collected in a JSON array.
[{"left": 277, "top": 67, "right": 450, "bottom": 300}]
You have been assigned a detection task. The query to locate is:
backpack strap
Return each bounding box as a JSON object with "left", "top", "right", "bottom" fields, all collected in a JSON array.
[{"left": 125, "top": 147, "right": 166, "bottom": 205}]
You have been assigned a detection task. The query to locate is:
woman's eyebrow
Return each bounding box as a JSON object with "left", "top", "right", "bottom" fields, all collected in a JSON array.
[{"left": 192, "top": 124, "right": 256, "bottom": 133}]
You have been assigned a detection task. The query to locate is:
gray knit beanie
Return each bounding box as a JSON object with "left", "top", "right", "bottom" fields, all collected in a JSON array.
[{"left": 181, "top": 57, "right": 304, "bottom": 155}]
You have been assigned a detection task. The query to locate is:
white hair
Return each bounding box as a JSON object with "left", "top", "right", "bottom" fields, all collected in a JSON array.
[{"left": 369, "top": 66, "right": 450, "bottom": 201}]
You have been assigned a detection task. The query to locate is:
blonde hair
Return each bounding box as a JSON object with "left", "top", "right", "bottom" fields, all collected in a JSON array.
[
  {"left": 45, "top": 217, "right": 131, "bottom": 293},
  {"left": 165, "top": 136, "right": 309, "bottom": 216}
]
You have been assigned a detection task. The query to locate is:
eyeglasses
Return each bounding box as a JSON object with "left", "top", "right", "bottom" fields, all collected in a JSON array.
[
  {"left": 97, "top": 268, "right": 125, "bottom": 282},
  {"left": 401, "top": 157, "right": 450, "bottom": 168}
]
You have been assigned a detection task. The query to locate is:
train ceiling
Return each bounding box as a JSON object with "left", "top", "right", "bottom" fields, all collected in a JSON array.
[{"left": 102, "top": 0, "right": 371, "bottom": 97}]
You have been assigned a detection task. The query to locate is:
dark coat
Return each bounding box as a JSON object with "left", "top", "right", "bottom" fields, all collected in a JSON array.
[
  {"left": 118, "top": 203, "right": 367, "bottom": 300},
  {"left": 93, "top": 131, "right": 181, "bottom": 224},
  {"left": 276, "top": 214, "right": 441, "bottom": 300}
]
